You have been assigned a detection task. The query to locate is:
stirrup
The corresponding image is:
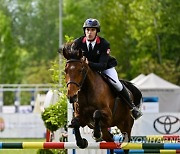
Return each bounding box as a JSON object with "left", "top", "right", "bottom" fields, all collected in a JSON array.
[{"left": 130, "top": 107, "right": 143, "bottom": 120}]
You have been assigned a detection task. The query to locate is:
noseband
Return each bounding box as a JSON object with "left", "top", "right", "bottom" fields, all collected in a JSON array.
[{"left": 66, "top": 59, "right": 88, "bottom": 90}]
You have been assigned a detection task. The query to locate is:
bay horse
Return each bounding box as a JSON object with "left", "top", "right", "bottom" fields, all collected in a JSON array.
[{"left": 61, "top": 42, "right": 142, "bottom": 154}]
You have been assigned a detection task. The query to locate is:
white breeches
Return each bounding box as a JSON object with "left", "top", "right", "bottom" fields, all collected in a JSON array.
[{"left": 103, "top": 67, "right": 123, "bottom": 91}]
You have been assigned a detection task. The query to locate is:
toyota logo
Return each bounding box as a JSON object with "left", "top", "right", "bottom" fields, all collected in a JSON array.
[{"left": 153, "top": 115, "right": 180, "bottom": 134}]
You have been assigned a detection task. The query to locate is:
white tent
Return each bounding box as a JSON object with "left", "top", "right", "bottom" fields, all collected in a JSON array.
[
  {"left": 131, "top": 73, "right": 180, "bottom": 112},
  {"left": 131, "top": 74, "right": 146, "bottom": 84}
]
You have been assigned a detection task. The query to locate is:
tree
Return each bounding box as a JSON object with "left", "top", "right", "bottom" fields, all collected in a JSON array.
[
  {"left": 41, "top": 58, "right": 67, "bottom": 132},
  {"left": 1, "top": 0, "right": 179, "bottom": 85},
  {"left": 127, "top": 0, "right": 180, "bottom": 84},
  {"left": 0, "top": 10, "right": 22, "bottom": 83},
  {"left": 1, "top": 0, "right": 60, "bottom": 84}
]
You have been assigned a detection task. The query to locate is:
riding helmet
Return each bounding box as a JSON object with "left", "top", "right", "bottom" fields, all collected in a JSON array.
[{"left": 83, "top": 18, "right": 100, "bottom": 32}]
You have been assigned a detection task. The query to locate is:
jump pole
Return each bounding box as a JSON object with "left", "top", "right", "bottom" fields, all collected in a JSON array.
[{"left": 0, "top": 142, "right": 180, "bottom": 150}]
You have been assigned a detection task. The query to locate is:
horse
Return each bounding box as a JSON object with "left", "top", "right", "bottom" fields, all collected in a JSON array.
[{"left": 61, "top": 42, "right": 142, "bottom": 154}]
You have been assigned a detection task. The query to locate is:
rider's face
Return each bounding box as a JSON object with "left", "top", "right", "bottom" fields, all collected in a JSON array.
[{"left": 85, "top": 28, "right": 97, "bottom": 41}]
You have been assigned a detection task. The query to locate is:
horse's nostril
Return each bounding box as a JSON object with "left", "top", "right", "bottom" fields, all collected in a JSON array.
[{"left": 69, "top": 95, "right": 78, "bottom": 103}]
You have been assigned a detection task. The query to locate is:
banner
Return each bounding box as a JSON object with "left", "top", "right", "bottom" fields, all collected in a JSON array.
[
  {"left": 141, "top": 97, "right": 159, "bottom": 113},
  {"left": 132, "top": 113, "right": 180, "bottom": 135}
]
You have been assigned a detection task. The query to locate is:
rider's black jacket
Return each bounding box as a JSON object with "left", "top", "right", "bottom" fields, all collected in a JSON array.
[{"left": 74, "top": 36, "right": 117, "bottom": 72}]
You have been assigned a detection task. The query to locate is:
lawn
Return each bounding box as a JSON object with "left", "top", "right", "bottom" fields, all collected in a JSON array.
[{"left": 0, "top": 138, "right": 45, "bottom": 154}]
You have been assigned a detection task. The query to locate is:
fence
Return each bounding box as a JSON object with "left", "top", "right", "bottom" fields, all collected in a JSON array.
[{"left": 0, "top": 84, "right": 59, "bottom": 112}]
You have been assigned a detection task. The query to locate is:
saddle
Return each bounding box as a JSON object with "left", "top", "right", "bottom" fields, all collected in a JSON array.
[{"left": 100, "top": 73, "right": 142, "bottom": 108}]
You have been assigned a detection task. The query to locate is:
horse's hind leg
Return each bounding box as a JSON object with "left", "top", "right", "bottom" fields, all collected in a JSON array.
[
  {"left": 117, "top": 117, "right": 134, "bottom": 154},
  {"left": 71, "top": 117, "right": 88, "bottom": 149}
]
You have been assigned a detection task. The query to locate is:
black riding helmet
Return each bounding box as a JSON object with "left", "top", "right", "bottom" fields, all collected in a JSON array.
[{"left": 83, "top": 18, "right": 100, "bottom": 33}]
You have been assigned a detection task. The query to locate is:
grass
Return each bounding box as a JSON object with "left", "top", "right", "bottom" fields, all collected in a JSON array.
[{"left": 0, "top": 138, "right": 45, "bottom": 154}]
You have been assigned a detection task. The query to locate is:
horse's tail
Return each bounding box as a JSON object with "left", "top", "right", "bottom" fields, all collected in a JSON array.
[{"left": 120, "top": 80, "right": 142, "bottom": 108}]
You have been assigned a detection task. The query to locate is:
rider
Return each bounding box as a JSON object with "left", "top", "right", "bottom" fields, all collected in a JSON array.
[{"left": 73, "top": 18, "right": 142, "bottom": 120}]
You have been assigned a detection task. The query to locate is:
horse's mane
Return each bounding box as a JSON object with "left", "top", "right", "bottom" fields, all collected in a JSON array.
[{"left": 63, "top": 41, "right": 82, "bottom": 60}]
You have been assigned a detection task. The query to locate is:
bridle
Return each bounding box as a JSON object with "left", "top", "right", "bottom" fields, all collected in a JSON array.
[{"left": 66, "top": 59, "right": 88, "bottom": 91}]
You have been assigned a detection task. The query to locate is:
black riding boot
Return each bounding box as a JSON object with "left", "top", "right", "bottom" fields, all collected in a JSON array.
[{"left": 118, "top": 86, "right": 142, "bottom": 120}]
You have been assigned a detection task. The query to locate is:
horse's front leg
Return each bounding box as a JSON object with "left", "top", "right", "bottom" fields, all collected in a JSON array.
[
  {"left": 93, "top": 110, "right": 102, "bottom": 140},
  {"left": 71, "top": 117, "right": 88, "bottom": 149}
]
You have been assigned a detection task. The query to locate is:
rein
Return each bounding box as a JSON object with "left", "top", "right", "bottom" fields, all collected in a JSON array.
[{"left": 66, "top": 59, "right": 88, "bottom": 90}]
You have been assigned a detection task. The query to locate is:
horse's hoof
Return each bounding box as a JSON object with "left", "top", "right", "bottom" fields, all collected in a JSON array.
[
  {"left": 77, "top": 138, "right": 88, "bottom": 149},
  {"left": 92, "top": 131, "right": 103, "bottom": 141},
  {"left": 95, "top": 137, "right": 103, "bottom": 142}
]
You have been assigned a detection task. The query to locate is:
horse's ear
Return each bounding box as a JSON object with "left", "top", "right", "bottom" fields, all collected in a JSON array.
[
  {"left": 71, "top": 42, "right": 77, "bottom": 50},
  {"left": 78, "top": 48, "right": 83, "bottom": 58},
  {"left": 62, "top": 46, "right": 69, "bottom": 60}
]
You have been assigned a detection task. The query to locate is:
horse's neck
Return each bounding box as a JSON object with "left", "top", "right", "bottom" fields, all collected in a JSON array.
[
  {"left": 86, "top": 69, "right": 96, "bottom": 86},
  {"left": 83, "top": 68, "right": 102, "bottom": 92}
]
